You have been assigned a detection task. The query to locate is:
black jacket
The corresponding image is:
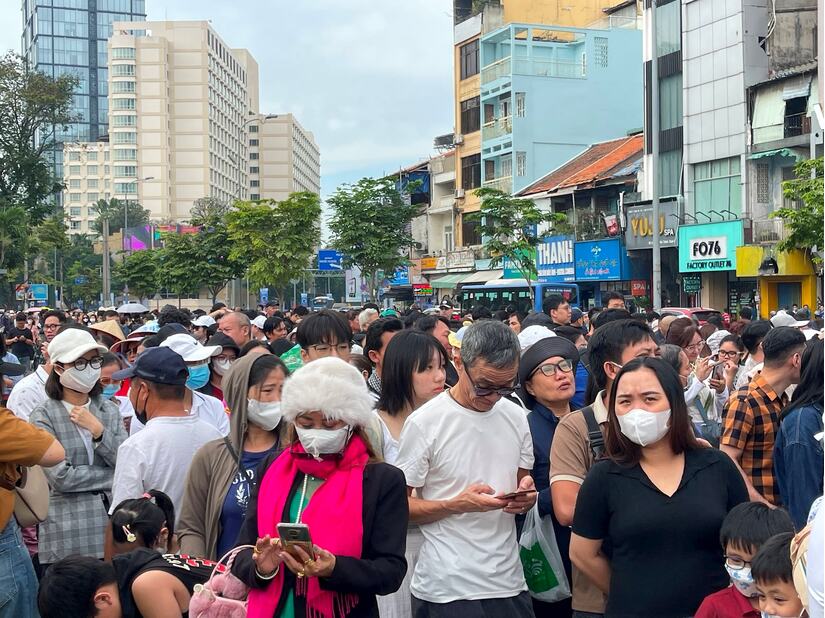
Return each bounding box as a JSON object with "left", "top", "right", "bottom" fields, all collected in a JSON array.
[{"left": 232, "top": 455, "right": 409, "bottom": 618}]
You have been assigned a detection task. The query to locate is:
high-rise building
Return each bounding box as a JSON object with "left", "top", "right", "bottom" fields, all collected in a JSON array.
[
  {"left": 63, "top": 140, "right": 112, "bottom": 235},
  {"left": 21, "top": 0, "right": 147, "bottom": 192},
  {"left": 249, "top": 113, "right": 321, "bottom": 201}
]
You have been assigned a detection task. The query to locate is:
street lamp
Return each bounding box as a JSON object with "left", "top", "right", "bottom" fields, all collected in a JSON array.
[{"left": 122, "top": 176, "right": 154, "bottom": 253}]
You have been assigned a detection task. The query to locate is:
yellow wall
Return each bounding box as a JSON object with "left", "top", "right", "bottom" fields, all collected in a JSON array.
[
  {"left": 503, "top": 0, "right": 630, "bottom": 27},
  {"left": 735, "top": 246, "right": 818, "bottom": 317},
  {"left": 758, "top": 276, "right": 818, "bottom": 318}
]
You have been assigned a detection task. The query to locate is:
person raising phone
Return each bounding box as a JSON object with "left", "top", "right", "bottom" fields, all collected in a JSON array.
[{"left": 231, "top": 357, "right": 408, "bottom": 618}]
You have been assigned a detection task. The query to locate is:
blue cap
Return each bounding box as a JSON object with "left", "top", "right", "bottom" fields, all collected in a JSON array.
[{"left": 112, "top": 347, "right": 189, "bottom": 386}]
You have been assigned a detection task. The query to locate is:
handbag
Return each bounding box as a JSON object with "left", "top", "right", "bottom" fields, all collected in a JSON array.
[
  {"left": 519, "top": 503, "right": 571, "bottom": 603},
  {"left": 189, "top": 544, "right": 253, "bottom": 618},
  {"left": 14, "top": 466, "right": 50, "bottom": 528}
]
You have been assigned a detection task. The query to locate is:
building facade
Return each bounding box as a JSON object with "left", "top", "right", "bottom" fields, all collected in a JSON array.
[
  {"left": 21, "top": 0, "right": 146, "bottom": 194},
  {"left": 63, "top": 140, "right": 112, "bottom": 235}
]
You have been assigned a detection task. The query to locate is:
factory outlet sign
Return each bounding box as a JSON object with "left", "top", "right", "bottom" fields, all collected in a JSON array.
[{"left": 678, "top": 220, "right": 743, "bottom": 273}]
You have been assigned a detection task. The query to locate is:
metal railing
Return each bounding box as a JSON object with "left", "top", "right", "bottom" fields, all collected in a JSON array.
[
  {"left": 481, "top": 56, "right": 511, "bottom": 84},
  {"left": 482, "top": 175, "right": 513, "bottom": 194},
  {"left": 514, "top": 56, "right": 586, "bottom": 79},
  {"left": 784, "top": 113, "right": 811, "bottom": 138},
  {"left": 753, "top": 218, "right": 787, "bottom": 244},
  {"left": 482, "top": 115, "right": 512, "bottom": 139}
]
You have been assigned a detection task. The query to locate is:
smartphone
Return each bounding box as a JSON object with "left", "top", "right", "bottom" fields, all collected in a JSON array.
[
  {"left": 499, "top": 489, "right": 537, "bottom": 501},
  {"left": 712, "top": 362, "right": 725, "bottom": 381},
  {"left": 276, "top": 523, "right": 316, "bottom": 559}
]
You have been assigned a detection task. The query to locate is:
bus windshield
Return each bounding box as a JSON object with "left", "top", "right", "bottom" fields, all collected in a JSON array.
[{"left": 460, "top": 283, "right": 579, "bottom": 314}]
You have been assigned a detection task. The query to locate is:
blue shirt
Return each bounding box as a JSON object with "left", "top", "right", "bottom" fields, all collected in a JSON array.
[
  {"left": 774, "top": 403, "right": 824, "bottom": 529},
  {"left": 217, "top": 448, "right": 276, "bottom": 558},
  {"left": 571, "top": 360, "right": 588, "bottom": 410}
]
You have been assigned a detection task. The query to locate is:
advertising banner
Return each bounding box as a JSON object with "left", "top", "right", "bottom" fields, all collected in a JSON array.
[{"left": 678, "top": 221, "right": 743, "bottom": 272}]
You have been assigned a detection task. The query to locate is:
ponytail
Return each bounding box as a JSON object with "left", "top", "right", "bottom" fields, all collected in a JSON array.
[{"left": 109, "top": 489, "right": 176, "bottom": 550}]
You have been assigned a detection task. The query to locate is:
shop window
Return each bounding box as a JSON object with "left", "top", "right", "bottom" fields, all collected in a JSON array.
[
  {"left": 693, "top": 156, "right": 741, "bottom": 218},
  {"left": 462, "top": 217, "right": 482, "bottom": 246}
]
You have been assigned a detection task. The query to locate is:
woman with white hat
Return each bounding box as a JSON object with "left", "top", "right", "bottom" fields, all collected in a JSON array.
[
  {"left": 231, "top": 357, "right": 408, "bottom": 618},
  {"left": 28, "top": 327, "right": 129, "bottom": 568}
]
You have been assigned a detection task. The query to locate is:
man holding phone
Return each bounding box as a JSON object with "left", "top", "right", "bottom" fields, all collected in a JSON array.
[
  {"left": 5, "top": 312, "right": 35, "bottom": 373},
  {"left": 396, "top": 320, "right": 537, "bottom": 617}
]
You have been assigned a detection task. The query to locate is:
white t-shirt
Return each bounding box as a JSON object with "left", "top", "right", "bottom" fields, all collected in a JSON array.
[
  {"left": 7, "top": 366, "right": 49, "bottom": 421},
  {"left": 110, "top": 415, "right": 222, "bottom": 521},
  {"left": 376, "top": 413, "right": 400, "bottom": 465},
  {"left": 395, "top": 391, "right": 534, "bottom": 603},
  {"left": 126, "top": 390, "right": 229, "bottom": 436}
]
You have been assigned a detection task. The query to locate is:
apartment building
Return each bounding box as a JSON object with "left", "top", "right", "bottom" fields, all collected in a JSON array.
[
  {"left": 248, "top": 113, "right": 321, "bottom": 201},
  {"left": 63, "top": 140, "right": 112, "bottom": 235}
]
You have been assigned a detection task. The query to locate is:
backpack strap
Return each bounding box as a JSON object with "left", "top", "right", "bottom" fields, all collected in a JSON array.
[
  {"left": 223, "top": 436, "right": 248, "bottom": 476},
  {"left": 580, "top": 405, "right": 605, "bottom": 460}
]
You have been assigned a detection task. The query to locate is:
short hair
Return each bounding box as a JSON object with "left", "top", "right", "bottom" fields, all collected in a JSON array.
[
  {"left": 210, "top": 302, "right": 227, "bottom": 312},
  {"left": 363, "top": 302, "right": 380, "bottom": 311},
  {"left": 588, "top": 319, "right": 655, "bottom": 390},
  {"left": 739, "top": 306, "right": 754, "bottom": 320},
  {"left": 101, "top": 351, "right": 121, "bottom": 369},
  {"left": 377, "top": 330, "right": 449, "bottom": 416},
  {"left": 296, "top": 310, "right": 352, "bottom": 350},
  {"left": 751, "top": 532, "right": 795, "bottom": 585},
  {"left": 741, "top": 320, "right": 772, "bottom": 354},
  {"left": 553, "top": 325, "right": 585, "bottom": 345},
  {"left": 471, "top": 305, "right": 493, "bottom": 321},
  {"left": 666, "top": 319, "right": 698, "bottom": 348},
  {"left": 135, "top": 377, "right": 186, "bottom": 401},
  {"left": 241, "top": 309, "right": 259, "bottom": 322},
  {"left": 363, "top": 318, "right": 404, "bottom": 366},
  {"left": 521, "top": 311, "right": 555, "bottom": 329},
  {"left": 604, "top": 291, "right": 625, "bottom": 303},
  {"left": 223, "top": 311, "right": 251, "bottom": 330},
  {"left": 415, "top": 314, "right": 450, "bottom": 334},
  {"left": 358, "top": 308, "right": 379, "bottom": 330},
  {"left": 707, "top": 315, "right": 724, "bottom": 329},
  {"left": 542, "top": 294, "right": 567, "bottom": 315},
  {"left": 110, "top": 489, "right": 175, "bottom": 549},
  {"left": 104, "top": 309, "right": 119, "bottom": 319},
  {"left": 592, "top": 308, "right": 632, "bottom": 330},
  {"left": 719, "top": 502, "right": 794, "bottom": 555},
  {"left": 761, "top": 326, "right": 806, "bottom": 368},
  {"left": 263, "top": 316, "right": 285, "bottom": 335},
  {"left": 605, "top": 357, "right": 700, "bottom": 465},
  {"left": 239, "top": 339, "right": 270, "bottom": 357},
  {"left": 588, "top": 307, "right": 603, "bottom": 321},
  {"left": 158, "top": 306, "right": 192, "bottom": 328},
  {"left": 657, "top": 343, "right": 684, "bottom": 374},
  {"left": 42, "top": 309, "right": 67, "bottom": 324},
  {"left": 14, "top": 312, "right": 26, "bottom": 322},
  {"left": 38, "top": 555, "right": 117, "bottom": 618},
  {"left": 461, "top": 320, "right": 520, "bottom": 370},
  {"left": 293, "top": 305, "right": 310, "bottom": 317},
  {"left": 348, "top": 353, "right": 372, "bottom": 377}
]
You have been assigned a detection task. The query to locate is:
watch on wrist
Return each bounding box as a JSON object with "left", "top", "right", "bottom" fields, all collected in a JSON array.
[{"left": 93, "top": 430, "right": 104, "bottom": 443}]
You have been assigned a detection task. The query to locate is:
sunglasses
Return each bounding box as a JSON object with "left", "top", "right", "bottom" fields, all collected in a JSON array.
[{"left": 466, "top": 369, "right": 519, "bottom": 397}]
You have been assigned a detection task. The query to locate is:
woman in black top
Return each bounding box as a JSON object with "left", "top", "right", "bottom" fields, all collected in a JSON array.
[{"left": 570, "top": 357, "right": 748, "bottom": 618}]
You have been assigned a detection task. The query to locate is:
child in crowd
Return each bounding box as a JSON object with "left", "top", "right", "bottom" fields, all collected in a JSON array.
[
  {"left": 104, "top": 489, "right": 177, "bottom": 560},
  {"left": 752, "top": 532, "right": 807, "bottom": 618},
  {"left": 696, "top": 502, "right": 795, "bottom": 618}
]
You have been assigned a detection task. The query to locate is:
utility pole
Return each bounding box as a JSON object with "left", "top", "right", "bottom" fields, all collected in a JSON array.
[
  {"left": 650, "top": 0, "right": 662, "bottom": 312},
  {"left": 102, "top": 217, "right": 111, "bottom": 305}
]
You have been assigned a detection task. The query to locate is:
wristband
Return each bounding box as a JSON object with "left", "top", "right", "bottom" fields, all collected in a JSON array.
[{"left": 256, "top": 564, "right": 279, "bottom": 580}]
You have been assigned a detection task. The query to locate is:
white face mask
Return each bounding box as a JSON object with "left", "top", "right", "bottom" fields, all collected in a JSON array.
[
  {"left": 725, "top": 564, "right": 759, "bottom": 598},
  {"left": 59, "top": 365, "right": 102, "bottom": 394},
  {"left": 617, "top": 408, "right": 671, "bottom": 447},
  {"left": 295, "top": 425, "right": 350, "bottom": 459},
  {"left": 247, "top": 399, "right": 282, "bottom": 431},
  {"left": 212, "top": 358, "right": 234, "bottom": 376}
]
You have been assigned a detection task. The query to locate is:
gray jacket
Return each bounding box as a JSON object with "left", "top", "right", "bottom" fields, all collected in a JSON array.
[{"left": 29, "top": 395, "right": 127, "bottom": 562}]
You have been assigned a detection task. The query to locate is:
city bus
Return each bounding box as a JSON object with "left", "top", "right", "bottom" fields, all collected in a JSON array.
[{"left": 459, "top": 280, "right": 580, "bottom": 315}]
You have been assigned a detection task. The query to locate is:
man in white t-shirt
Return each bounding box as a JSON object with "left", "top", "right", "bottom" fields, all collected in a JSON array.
[
  {"left": 396, "top": 320, "right": 536, "bottom": 617},
  {"left": 109, "top": 347, "right": 221, "bottom": 520}
]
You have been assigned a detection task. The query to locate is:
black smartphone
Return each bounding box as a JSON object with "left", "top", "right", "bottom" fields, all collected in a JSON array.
[{"left": 499, "top": 489, "right": 537, "bottom": 501}]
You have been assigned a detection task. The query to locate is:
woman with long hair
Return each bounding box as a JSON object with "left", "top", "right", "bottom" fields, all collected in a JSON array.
[
  {"left": 178, "top": 353, "right": 288, "bottom": 559},
  {"left": 29, "top": 327, "right": 129, "bottom": 567},
  {"left": 570, "top": 357, "right": 747, "bottom": 617},
  {"left": 774, "top": 336, "right": 824, "bottom": 529},
  {"left": 232, "top": 357, "right": 408, "bottom": 618},
  {"left": 105, "top": 489, "right": 177, "bottom": 559}
]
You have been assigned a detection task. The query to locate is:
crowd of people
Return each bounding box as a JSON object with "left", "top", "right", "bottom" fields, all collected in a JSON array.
[{"left": 0, "top": 295, "right": 822, "bottom": 618}]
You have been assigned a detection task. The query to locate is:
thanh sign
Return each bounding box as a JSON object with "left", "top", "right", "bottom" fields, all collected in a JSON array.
[
  {"left": 624, "top": 200, "right": 679, "bottom": 250},
  {"left": 503, "top": 235, "right": 575, "bottom": 283},
  {"left": 678, "top": 220, "right": 743, "bottom": 273}
]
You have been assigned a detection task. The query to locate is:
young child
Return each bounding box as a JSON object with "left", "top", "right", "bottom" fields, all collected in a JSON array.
[
  {"left": 752, "top": 532, "right": 807, "bottom": 618},
  {"left": 696, "top": 503, "right": 795, "bottom": 618}
]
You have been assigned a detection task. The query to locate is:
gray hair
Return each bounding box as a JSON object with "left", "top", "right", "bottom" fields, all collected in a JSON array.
[
  {"left": 658, "top": 344, "right": 684, "bottom": 373},
  {"left": 225, "top": 311, "right": 251, "bottom": 330},
  {"left": 461, "top": 320, "right": 520, "bottom": 369},
  {"left": 358, "top": 308, "right": 378, "bottom": 330}
]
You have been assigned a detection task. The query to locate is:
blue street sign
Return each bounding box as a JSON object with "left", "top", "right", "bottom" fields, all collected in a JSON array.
[
  {"left": 74, "top": 276, "right": 88, "bottom": 285},
  {"left": 259, "top": 288, "right": 268, "bottom": 304},
  {"left": 300, "top": 292, "right": 308, "bottom": 306},
  {"left": 318, "top": 249, "right": 344, "bottom": 271}
]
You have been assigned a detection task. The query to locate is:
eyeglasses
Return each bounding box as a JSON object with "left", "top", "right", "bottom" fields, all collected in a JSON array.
[
  {"left": 308, "top": 343, "right": 351, "bottom": 355},
  {"left": 724, "top": 555, "right": 751, "bottom": 570},
  {"left": 533, "top": 359, "right": 574, "bottom": 377},
  {"left": 686, "top": 342, "right": 704, "bottom": 352},
  {"left": 44, "top": 323, "right": 61, "bottom": 330},
  {"left": 67, "top": 356, "right": 104, "bottom": 371},
  {"left": 465, "top": 369, "right": 519, "bottom": 397},
  {"left": 718, "top": 350, "right": 742, "bottom": 359}
]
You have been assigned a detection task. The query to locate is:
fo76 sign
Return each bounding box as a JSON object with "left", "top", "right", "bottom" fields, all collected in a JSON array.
[{"left": 690, "top": 236, "right": 727, "bottom": 260}]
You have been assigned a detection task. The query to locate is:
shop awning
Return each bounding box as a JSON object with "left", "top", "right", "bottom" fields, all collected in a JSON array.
[
  {"left": 429, "top": 274, "right": 466, "bottom": 288},
  {"left": 748, "top": 148, "right": 804, "bottom": 161},
  {"left": 752, "top": 83, "right": 785, "bottom": 143},
  {"left": 460, "top": 269, "right": 503, "bottom": 284},
  {"left": 783, "top": 75, "right": 812, "bottom": 100}
]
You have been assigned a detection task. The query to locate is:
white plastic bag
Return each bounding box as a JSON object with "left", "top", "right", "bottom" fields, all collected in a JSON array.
[{"left": 518, "top": 503, "right": 571, "bottom": 603}]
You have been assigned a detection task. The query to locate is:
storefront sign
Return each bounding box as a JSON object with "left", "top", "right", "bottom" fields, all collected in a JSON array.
[
  {"left": 420, "top": 256, "right": 445, "bottom": 271},
  {"left": 678, "top": 220, "right": 743, "bottom": 272},
  {"left": 624, "top": 200, "right": 679, "bottom": 250},
  {"left": 574, "top": 239, "right": 631, "bottom": 281},
  {"left": 447, "top": 249, "right": 474, "bottom": 271},
  {"left": 682, "top": 275, "right": 701, "bottom": 293},
  {"left": 413, "top": 283, "right": 434, "bottom": 296},
  {"left": 631, "top": 280, "right": 648, "bottom": 296},
  {"left": 503, "top": 236, "right": 575, "bottom": 282}
]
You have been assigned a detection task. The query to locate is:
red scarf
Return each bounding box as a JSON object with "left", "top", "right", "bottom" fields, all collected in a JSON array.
[{"left": 247, "top": 435, "right": 367, "bottom": 618}]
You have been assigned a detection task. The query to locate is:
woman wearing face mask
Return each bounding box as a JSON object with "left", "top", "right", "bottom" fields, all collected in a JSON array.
[
  {"left": 104, "top": 489, "right": 177, "bottom": 559},
  {"left": 28, "top": 327, "right": 129, "bottom": 568},
  {"left": 177, "top": 353, "right": 288, "bottom": 560},
  {"left": 569, "top": 357, "right": 748, "bottom": 618},
  {"left": 231, "top": 357, "right": 408, "bottom": 618},
  {"left": 99, "top": 352, "right": 133, "bottom": 433},
  {"left": 198, "top": 332, "right": 239, "bottom": 401}
]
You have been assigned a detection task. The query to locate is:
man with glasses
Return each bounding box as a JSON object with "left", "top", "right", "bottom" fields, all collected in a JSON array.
[
  {"left": 396, "top": 320, "right": 537, "bottom": 617},
  {"left": 296, "top": 310, "right": 353, "bottom": 363},
  {"left": 32, "top": 310, "right": 66, "bottom": 370}
]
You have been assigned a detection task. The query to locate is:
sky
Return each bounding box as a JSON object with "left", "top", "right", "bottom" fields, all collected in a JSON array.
[{"left": 0, "top": 1, "right": 455, "bottom": 200}]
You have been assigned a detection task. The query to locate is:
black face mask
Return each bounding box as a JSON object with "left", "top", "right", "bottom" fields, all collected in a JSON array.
[{"left": 132, "top": 384, "right": 149, "bottom": 426}]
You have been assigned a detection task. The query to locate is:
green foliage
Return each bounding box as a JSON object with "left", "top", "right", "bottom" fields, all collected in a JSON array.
[
  {"left": 468, "top": 188, "right": 564, "bottom": 295},
  {"left": 0, "top": 207, "right": 28, "bottom": 272},
  {"left": 327, "top": 177, "right": 420, "bottom": 300},
  {"left": 226, "top": 192, "right": 321, "bottom": 300},
  {"left": 91, "top": 197, "right": 151, "bottom": 235},
  {"left": 772, "top": 157, "right": 824, "bottom": 263},
  {"left": 113, "top": 250, "right": 159, "bottom": 301},
  {"left": 63, "top": 260, "right": 101, "bottom": 306}
]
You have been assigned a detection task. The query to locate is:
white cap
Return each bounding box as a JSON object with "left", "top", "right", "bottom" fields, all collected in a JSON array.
[
  {"left": 160, "top": 333, "right": 222, "bottom": 362},
  {"left": 518, "top": 325, "right": 556, "bottom": 351},
  {"left": 48, "top": 329, "right": 108, "bottom": 364},
  {"left": 251, "top": 315, "right": 267, "bottom": 330},
  {"left": 191, "top": 315, "right": 216, "bottom": 328},
  {"left": 770, "top": 310, "right": 809, "bottom": 328}
]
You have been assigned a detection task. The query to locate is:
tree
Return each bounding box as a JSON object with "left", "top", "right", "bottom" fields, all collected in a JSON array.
[
  {"left": 91, "top": 197, "right": 151, "bottom": 235},
  {"left": 772, "top": 157, "right": 824, "bottom": 268},
  {"left": 327, "top": 177, "right": 420, "bottom": 300},
  {"left": 468, "top": 187, "right": 566, "bottom": 302},
  {"left": 63, "top": 260, "right": 101, "bottom": 307},
  {"left": 226, "top": 192, "right": 321, "bottom": 303},
  {"left": 189, "top": 196, "right": 230, "bottom": 222},
  {"left": 113, "top": 249, "right": 159, "bottom": 302}
]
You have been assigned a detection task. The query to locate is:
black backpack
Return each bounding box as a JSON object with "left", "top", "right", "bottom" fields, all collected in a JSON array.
[{"left": 578, "top": 404, "right": 605, "bottom": 460}]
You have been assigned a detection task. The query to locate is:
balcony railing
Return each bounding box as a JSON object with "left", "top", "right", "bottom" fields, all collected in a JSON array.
[
  {"left": 482, "top": 115, "right": 512, "bottom": 139},
  {"left": 753, "top": 218, "right": 787, "bottom": 244},
  {"left": 784, "top": 113, "right": 811, "bottom": 138},
  {"left": 482, "top": 175, "right": 513, "bottom": 194},
  {"left": 481, "top": 56, "right": 511, "bottom": 84},
  {"left": 514, "top": 57, "right": 586, "bottom": 79}
]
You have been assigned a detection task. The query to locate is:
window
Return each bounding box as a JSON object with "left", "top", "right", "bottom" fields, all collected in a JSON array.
[
  {"left": 594, "top": 37, "right": 609, "bottom": 68},
  {"left": 114, "top": 132, "right": 137, "bottom": 144},
  {"left": 462, "top": 217, "right": 482, "bottom": 246},
  {"left": 655, "top": 0, "right": 681, "bottom": 57},
  {"left": 114, "top": 165, "right": 137, "bottom": 177},
  {"left": 111, "top": 47, "right": 136, "bottom": 60},
  {"left": 114, "top": 148, "right": 137, "bottom": 161},
  {"left": 782, "top": 167, "right": 802, "bottom": 209},
  {"left": 115, "top": 182, "right": 137, "bottom": 194},
  {"left": 69, "top": 192, "right": 81, "bottom": 202},
  {"left": 460, "top": 39, "right": 479, "bottom": 80},
  {"left": 112, "top": 64, "right": 135, "bottom": 77},
  {"left": 444, "top": 225, "right": 454, "bottom": 252},
  {"left": 87, "top": 151, "right": 97, "bottom": 161},
  {"left": 68, "top": 151, "right": 81, "bottom": 161},
  {"left": 249, "top": 139, "right": 259, "bottom": 146},
  {"left": 515, "top": 92, "right": 526, "bottom": 118},
  {"left": 756, "top": 163, "right": 770, "bottom": 203},
  {"left": 249, "top": 125, "right": 258, "bottom": 133},
  {"left": 460, "top": 97, "right": 480, "bottom": 134},
  {"left": 88, "top": 206, "right": 97, "bottom": 217},
  {"left": 250, "top": 166, "right": 259, "bottom": 174},
  {"left": 88, "top": 165, "right": 98, "bottom": 175},
  {"left": 693, "top": 156, "right": 741, "bottom": 218},
  {"left": 69, "top": 165, "right": 80, "bottom": 175},
  {"left": 659, "top": 73, "right": 683, "bottom": 131},
  {"left": 69, "top": 220, "right": 81, "bottom": 231},
  {"left": 461, "top": 154, "right": 481, "bottom": 190},
  {"left": 113, "top": 115, "right": 137, "bottom": 127},
  {"left": 250, "top": 180, "right": 259, "bottom": 187},
  {"left": 658, "top": 149, "right": 682, "bottom": 197},
  {"left": 113, "top": 98, "right": 136, "bottom": 110},
  {"left": 112, "top": 81, "right": 136, "bottom": 94},
  {"left": 250, "top": 193, "right": 260, "bottom": 200},
  {"left": 88, "top": 193, "right": 98, "bottom": 203},
  {"left": 516, "top": 152, "right": 527, "bottom": 177},
  {"left": 250, "top": 152, "right": 259, "bottom": 160},
  {"left": 69, "top": 207, "right": 81, "bottom": 216},
  {"left": 87, "top": 179, "right": 98, "bottom": 189},
  {"left": 70, "top": 179, "right": 81, "bottom": 189}
]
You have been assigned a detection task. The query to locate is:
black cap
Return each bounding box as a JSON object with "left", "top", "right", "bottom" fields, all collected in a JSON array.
[
  {"left": 206, "top": 332, "right": 240, "bottom": 355},
  {"left": 112, "top": 347, "right": 188, "bottom": 385},
  {"left": 517, "top": 337, "right": 580, "bottom": 409},
  {"left": 156, "top": 323, "right": 189, "bottom": 342},
  {"left": 265, "top": 300, "right": 280, "bottom": 308},
  {"left": 0, "top": 361, "right": 25, "bottom": 377}
]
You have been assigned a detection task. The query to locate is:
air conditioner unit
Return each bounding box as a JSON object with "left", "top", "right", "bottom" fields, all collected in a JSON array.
[
  {"left": 454, "top": 134, "right": 464, "bottom": 145},
  {"left": 455, "top": 188, "right": 466, "bottom": 199}
]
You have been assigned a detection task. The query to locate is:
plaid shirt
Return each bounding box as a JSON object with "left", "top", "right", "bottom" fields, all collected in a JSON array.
[{"left": 721, "top": 374, "right": 787, "bottom": 504}]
